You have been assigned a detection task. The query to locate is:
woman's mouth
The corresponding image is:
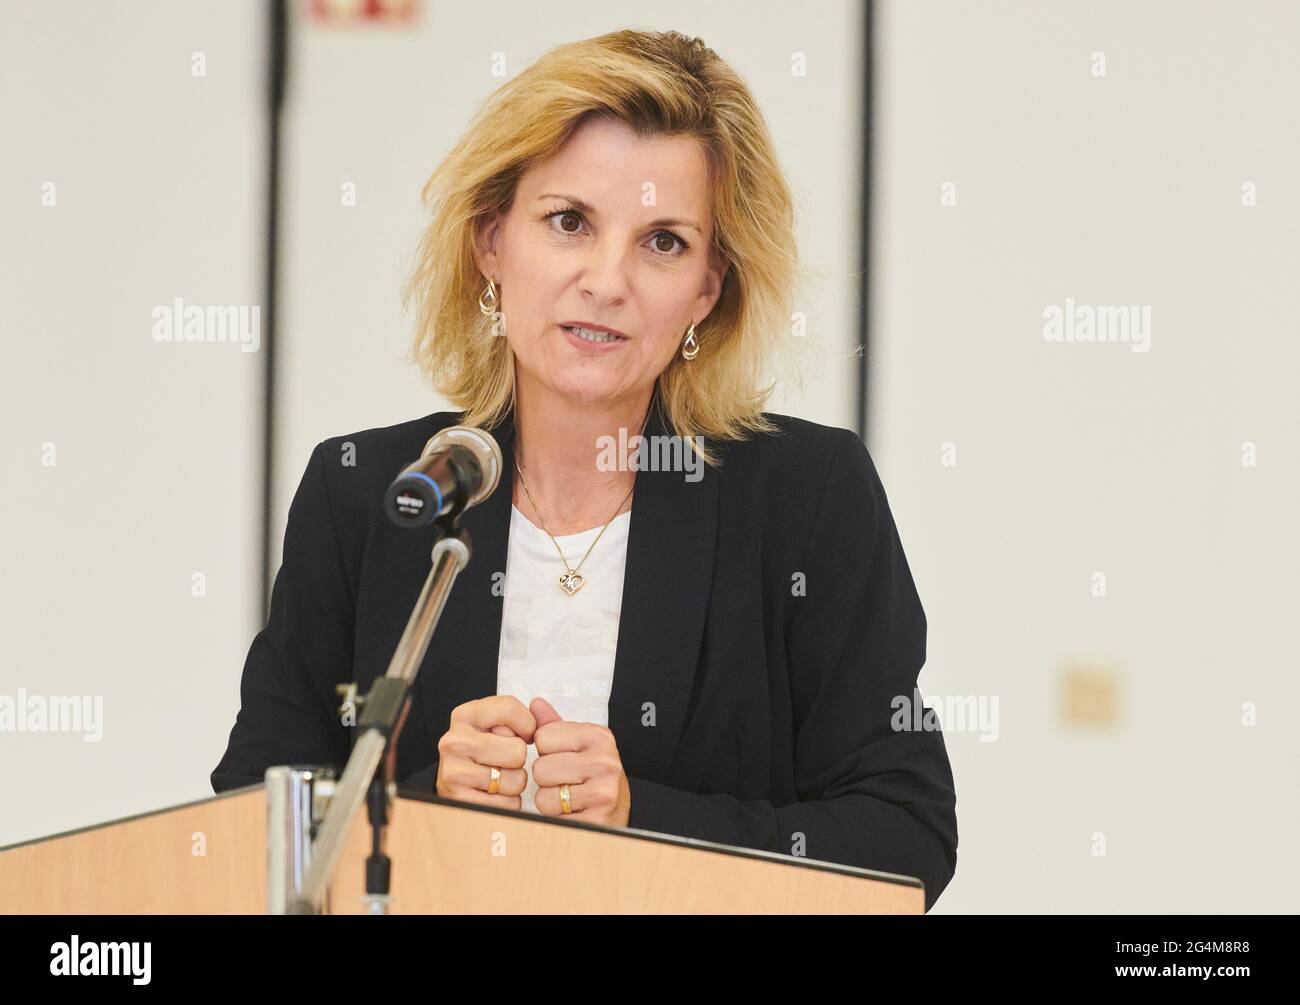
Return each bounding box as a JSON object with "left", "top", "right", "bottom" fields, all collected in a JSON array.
[{"left": 561, "top": 325, "right": 629, "bottom": 350}]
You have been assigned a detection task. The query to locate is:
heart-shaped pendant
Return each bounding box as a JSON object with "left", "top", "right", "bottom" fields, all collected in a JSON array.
[{"left": 558, "top": 570, "right": 585, "bottom": 596}]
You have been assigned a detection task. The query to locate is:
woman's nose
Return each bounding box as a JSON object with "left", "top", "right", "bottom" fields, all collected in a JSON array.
[{"left": 577, "top": 238, "right": 632, "bottom": 302}]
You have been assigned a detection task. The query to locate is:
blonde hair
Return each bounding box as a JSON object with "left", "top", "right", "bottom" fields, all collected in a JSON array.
[{"left": 402, "top": 28, "right": 812, "bottom": 466}]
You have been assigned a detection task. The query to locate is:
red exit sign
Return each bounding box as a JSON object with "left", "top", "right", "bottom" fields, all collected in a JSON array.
[{"left": 307, "top": 0, "right": 418, "bottom": 22}]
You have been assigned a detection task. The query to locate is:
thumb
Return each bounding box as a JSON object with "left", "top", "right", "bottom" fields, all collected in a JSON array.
[
  {"left": 530, "top": 696, "right": 563, "bottom": 728},
  {"left": 488, "top": 724, "right": 517, "bottom": 737}
]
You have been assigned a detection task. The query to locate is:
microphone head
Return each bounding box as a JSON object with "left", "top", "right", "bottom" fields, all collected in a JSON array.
[
  {"left": 424, "top": 425, "right": 502, "bottom": 508},
  {"left": 384, "top": 425, "right": 503, "bottom": 529}
]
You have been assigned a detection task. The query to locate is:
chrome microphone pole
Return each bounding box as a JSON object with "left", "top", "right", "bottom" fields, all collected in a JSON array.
[
  {"left": 291, "top": 528, "right": 470, "bottom": 914},
  {"left": 289, "top": 425, "right": 501, "bottom": 915}
]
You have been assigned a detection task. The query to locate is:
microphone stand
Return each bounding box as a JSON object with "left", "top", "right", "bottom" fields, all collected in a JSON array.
[{"left": 290, "top": 516, "right": 472, "bottom": 915}]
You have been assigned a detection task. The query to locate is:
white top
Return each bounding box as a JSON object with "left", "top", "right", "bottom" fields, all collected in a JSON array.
[{"left": 495, "top": 503, "right": 632, "bottom": 813}]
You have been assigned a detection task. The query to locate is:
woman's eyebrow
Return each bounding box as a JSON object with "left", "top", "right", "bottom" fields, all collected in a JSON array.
[{"left": 536, "top": 192, "right": 702, "bottom": 234}]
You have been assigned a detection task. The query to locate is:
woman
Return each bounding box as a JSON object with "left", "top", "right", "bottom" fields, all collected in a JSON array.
[{"left": 212, "top": 28, "right": 957, "bottom": 910}]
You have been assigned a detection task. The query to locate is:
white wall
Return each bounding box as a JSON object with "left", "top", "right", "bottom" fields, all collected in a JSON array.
[
  {"left": 871, "top": 0, "right": 1300, "bottom": 911},
  {"left": 0, "top": 0, "right": 263, "bottom": 846}
]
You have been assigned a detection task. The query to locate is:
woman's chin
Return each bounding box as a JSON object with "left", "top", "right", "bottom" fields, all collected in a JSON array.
[{"left": 547, "top": 371, "right": 632, "bottom": 406}]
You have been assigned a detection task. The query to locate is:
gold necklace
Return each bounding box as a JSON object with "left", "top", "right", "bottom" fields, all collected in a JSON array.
[{"left": 513, "top": 407, "right": 648, "bottom": 597}]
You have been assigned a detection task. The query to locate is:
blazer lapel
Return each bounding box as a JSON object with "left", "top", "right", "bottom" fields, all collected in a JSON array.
[
  {"left": 607, "top": 401, "right": 719, "bottom": 784},
  {"left": 414, "top": 412, "right": 514, "bottom": 746},
  {"left": 416, "top": 400, "right": 719, "bottom": 787}
]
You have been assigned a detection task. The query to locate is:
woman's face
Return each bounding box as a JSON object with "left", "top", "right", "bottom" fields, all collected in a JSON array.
[{"left": 474, "top": 115, "right": 727, "bottom": 411}]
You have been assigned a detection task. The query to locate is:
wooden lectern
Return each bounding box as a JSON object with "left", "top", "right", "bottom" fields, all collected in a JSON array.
[{"left": 0, "top": 785, "right": 924, "bottom": 913}]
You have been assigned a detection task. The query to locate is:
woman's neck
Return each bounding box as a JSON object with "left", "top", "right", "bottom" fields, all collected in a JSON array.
[{"left": 511, "top": 384, "right": 652, "bottom": 536}]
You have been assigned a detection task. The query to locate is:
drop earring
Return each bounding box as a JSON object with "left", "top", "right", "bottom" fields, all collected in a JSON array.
[
  {"left": 681, "top": 321, "right": 699, "bottom": 360},
  {"left": 479, "top": 278, "right": 506, "bottom": 337}
]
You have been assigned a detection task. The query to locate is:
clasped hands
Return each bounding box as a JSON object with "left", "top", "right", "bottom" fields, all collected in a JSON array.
[{"left": 435, "top": 695, "right": 631, "bottom": 827}]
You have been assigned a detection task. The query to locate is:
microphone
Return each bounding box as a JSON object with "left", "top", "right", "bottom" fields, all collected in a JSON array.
[{"left": 384, "top": 425, "right": 503, "bottom": 528}]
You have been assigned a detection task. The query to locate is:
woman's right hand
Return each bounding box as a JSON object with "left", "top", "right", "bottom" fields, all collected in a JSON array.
[{"left": 435, "top": 696, "right": 537, "bottom": 808}]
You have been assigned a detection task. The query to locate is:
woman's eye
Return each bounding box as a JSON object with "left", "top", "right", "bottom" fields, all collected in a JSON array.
[
  {"left": 652, "top": 231, "right": 683, "bottom": 254},
  {"left": 545, "top": 210, "right": 686, "bottom": 256},
  {"left": 546, "top": 210, "right": 586, "bottom": 236}
]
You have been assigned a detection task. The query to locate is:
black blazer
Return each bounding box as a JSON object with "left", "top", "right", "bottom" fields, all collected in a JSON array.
[{"left": 211, "top": 401, "right": 958, "bottom": 909}]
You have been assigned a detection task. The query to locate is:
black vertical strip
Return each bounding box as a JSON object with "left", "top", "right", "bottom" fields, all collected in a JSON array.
[
  {"left": 261, "top": 0, "right": 288, "bottom": 621},
  {"left": 857, "top": 0, "right": 874, "bottom": 444}
]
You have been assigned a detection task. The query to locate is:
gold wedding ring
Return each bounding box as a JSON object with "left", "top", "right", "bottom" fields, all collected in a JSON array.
[
  {"left": 559, "top": 783, "right": 572, "bottom": 814},
  {"left": 487, "top": 765, "right": 501, "bottom": 795}
]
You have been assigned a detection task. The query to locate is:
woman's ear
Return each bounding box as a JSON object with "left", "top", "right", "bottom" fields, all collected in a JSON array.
[
  {"left": 472, "top": 212, "right": 503, "bottom": 281},
  {"left": 695, "top": 249, "right": 730, "bottom": 320}
]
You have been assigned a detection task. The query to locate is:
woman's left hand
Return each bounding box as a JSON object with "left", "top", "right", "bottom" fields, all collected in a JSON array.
[{"left": 528, "top": 697, "right": 631, "bottom": 827}]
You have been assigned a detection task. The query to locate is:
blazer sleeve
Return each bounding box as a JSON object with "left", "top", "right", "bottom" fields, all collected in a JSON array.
[
  {"left": 210, "top": 441, "right": 355, "bottom": 792},
  {"left": 625, "top": 429, "right": 958, "bottom": 911}
]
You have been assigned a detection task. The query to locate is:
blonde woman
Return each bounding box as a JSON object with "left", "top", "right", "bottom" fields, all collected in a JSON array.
[{"left": 213, "top": 29, "right": 957, "bottom": 910}]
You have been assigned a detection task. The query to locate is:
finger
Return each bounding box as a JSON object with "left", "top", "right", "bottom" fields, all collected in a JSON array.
[
  {"left": 438, "top": 785, "right": 524, "bottom": 812},
  {"left": 444, "top": 759, "right": 528, "bottom": 797},
  {"left": 530, "top": 696, "right": 563, "bottom": 728},
  {"left": 556, "top": 808, "right": 608, "bottom": 824},
  {"left": 534, "top": 719, "right": 613, "bottom": 756},
  {"left": 530, "top": 750, "right": 590, "bottom": 788},
  {"left": 451, "top": 695, "right": 537, "bottom": 741},
  {"left": 533, "top": 781, "right": 593, "bottom": 817},
  {"left": 439, "top": 726, "right": 528, "bottom": 769}
]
